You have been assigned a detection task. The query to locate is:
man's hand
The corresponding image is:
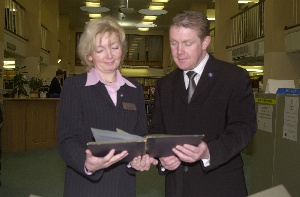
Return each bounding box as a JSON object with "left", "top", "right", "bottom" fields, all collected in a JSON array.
[{"left": 172, "top": 141, "right": 210, "bottom": 163}]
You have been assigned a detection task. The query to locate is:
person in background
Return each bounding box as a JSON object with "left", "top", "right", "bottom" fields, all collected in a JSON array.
[
  {"left": 56, "top": 16, "right": 157, "bottom": 197},
  {"left": 48, "top": 68, "right": 64, "bottom": 98},
  {"left": 149, "top": 10, "right": 256, "bottom": 197}
]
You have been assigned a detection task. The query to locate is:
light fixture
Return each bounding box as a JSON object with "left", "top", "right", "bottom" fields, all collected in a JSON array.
[
  {"left": 207, "top": 18, "right": 215, "bottom": 21},
  {"left": 135, "top": 23, "right": 157, "bottom": 28},
  {"left": 139, "top": 9, "right": 167, "bottom": 15},
  {"left": 149, "top": 5, "right": 164, "bottom": 10},
  {"left": 152, "top": 0, "right": 169, "bottom": 2},
  {"left": 141, "top": 21, "right": 153, "bottom": 25},
  {"left": 86, "top": 2, "right": 100, "bottom": 7},
  {"left": 138, "top": 28, "right": 149, "bottom": 31},
  {"left": 58, "top": 58, "right": 62, "bottom": 63},
  {"left": 120, "top": 0, "right": 134, "bottom": 15},
  {"left": 89, "top": 13, "right": 101, "bottom": 18},
  {"left": 238, "top": 0, "right": 258, "bottom": 3},
  {"left": 80, "top": 6, "right": 110, "bottom": 13},
  {"left": 143, "top": 16, "right": 158, "bottom": 20},
  {"left": 3, "top": 65, "right": 15, "bottom": 69}
]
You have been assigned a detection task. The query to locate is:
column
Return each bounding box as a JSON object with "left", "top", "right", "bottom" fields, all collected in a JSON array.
[
  {"left": 264, "top": 0, "right": 300, "bottom": 88},
  {"left": 214, "top": 0, "right": 238, "bottom": 62}
]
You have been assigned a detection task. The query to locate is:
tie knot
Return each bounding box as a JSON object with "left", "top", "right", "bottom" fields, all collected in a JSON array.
[{"left": 186, "top": 71, "right": 197, "bottom": 80}]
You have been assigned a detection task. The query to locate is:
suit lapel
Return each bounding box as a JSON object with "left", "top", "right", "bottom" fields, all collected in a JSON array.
[
  {"left": 92, "top": 82, "right": 117, "bottom": 108},
  {"left": 173, "top": 69, "right": 188, "bottom": 104}
]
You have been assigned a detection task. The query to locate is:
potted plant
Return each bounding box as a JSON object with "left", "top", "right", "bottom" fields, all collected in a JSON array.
[
  {"left": 10, "top": 66, "right": 29, "bottom": 98},
  {"left": 28, "top": 77, "right": 43, "bottom": 98}
]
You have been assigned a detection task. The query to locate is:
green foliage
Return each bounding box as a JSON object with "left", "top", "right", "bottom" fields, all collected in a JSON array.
[
  {"left": 28, "top": 77, "right": 43, "bottom": 91},
  {"left": 10, "top": 66, "right": 29, "bottom": 97}
]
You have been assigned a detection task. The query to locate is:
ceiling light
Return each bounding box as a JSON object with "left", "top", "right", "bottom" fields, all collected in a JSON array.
[
  {"left": 143, "top": 16, "right": 158, "bottom": 20},
  {"left": 139, "top": 9, "right": 167, "bottom": 15},
  {"left": 80, "top": 6, "right": 110, "bottom": 13},
  {"left": 135, "top": 23, "right": 157, "bottom": 28},
  {"left": 138, "top": 28, "right": 150, "bottom": 31},
  {"left": 141, "top": 21, "right": 153, "bottom": 25},
  {"left": 238, "top": 0, "right": 258, "bottom": 3},
  {"left": 207, "top": 18, "right": 215, "bottom": 21},
  {"left": 89, "top": 13, "right": 101, "bottom": 18},
  {"left": 149, "top": 5, "right": 164, "bottom": 10},
  {"left": 86, "top": 2, "right": 100, "bottom": 7},
  {"left": 3, "top": 65, "right": 15, "bottom": 69},
  {"left": 152, "top": 0, "right": 169, "bottom": 2},
  {"left": 3, "top": 60, "right": 15, "bottom": 65}
]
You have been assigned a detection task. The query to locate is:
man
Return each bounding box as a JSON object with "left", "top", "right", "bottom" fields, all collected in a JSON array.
[
  {"left": 48, "top": 68, "right": 64, "bottom": 98},
  {"left": 149, "top": 11, "right": 256, "bottom": 197}
]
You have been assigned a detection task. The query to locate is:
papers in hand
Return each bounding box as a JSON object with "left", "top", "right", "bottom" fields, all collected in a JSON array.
[{"left": 87, "top": 128, "right": 204, "bottom": 162}]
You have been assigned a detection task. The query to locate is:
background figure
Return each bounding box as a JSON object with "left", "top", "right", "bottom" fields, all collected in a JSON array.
[
  {"left": 149, "top": 11, "right": 256, "bottom": 197},
  {"left": 48, "top": 69, "right": 64, "bottom": 98},
  {"left": 57, "top": 16, "right": 157, "bottom": 197}
]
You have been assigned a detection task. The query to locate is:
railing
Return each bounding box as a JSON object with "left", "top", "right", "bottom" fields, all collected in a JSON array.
[
  {"left": 41, "top": 24, "right": 48, "bottom": 50},
  {"left": 230, "top": 0, "right": 265, "bottom": 47},
  {"left": 4, "top": 0, "right": 25, "bottom": 38},
  {"left": 285, "top": 0, "right": 300, "bottom": 30}
]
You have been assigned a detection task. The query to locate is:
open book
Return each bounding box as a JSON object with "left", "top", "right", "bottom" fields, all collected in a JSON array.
[{"left": 87, "top": 128, "right": 204, "bottom": 162}]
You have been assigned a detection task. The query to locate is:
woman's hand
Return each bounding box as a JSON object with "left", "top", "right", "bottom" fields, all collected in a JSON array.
[{"left": 85, "top": 149, "right": 128, "bottom": 173}]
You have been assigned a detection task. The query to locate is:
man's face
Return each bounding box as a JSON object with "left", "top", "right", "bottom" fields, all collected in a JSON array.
[{"left": 169, "top": 26, "right": 210, "bottom": 71}]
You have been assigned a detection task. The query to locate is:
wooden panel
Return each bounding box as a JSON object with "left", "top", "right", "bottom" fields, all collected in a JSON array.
[
  {"left": 2, "top": 101, "right": 27, "bottom": 152},
  {"left": 26, "top": 100, "right": 58, "bottom": 150},
  {"left": 1, "top": 99, "right": 59, "bottom": 152}
]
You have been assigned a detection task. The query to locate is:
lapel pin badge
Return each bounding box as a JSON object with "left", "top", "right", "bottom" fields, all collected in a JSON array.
[{"left": 208, "top": 73, "right": 213, "bottom": 77}]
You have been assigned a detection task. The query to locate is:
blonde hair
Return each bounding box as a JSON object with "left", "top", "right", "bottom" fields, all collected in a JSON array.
[{"left": 77, "top": 16, "right": 127, "bottom": 71}]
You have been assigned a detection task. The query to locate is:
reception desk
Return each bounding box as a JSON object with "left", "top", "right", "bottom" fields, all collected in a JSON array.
[{"left": 1, "top": 98, "right": 59, "bottom": 152}]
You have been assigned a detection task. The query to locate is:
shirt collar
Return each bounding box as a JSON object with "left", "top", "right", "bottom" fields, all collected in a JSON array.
[
  {"left": 184, "top": 53, "right": 209, "bottom": 76},
  {"left": 85, "top": 67, "right": 136, "bottom": 88}
]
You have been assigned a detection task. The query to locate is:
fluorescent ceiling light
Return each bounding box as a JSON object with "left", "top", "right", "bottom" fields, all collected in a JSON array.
[
  {"left": 207, "top": 18, "right": 215, "bottom": 21},
  {"left": 238, "top": 0, "right": 258, "bottom": 3},
  {"left": 135, "top": 23, "right": 157, "bottom": 28},
  {"left": 138, "top": 28, "right": 150, "bottom": 31},
  {"left": 149, "top": 5, "right": 164, "bottom": 10},
  {"left": 143, "top": 16, "right": 158, "bottom": 20},
  {"left": 152, "top": 0, "right": 169, "bottom": 2},
  {"left": 141, "top": 21, "right": 153, "bottom": 25},
  {"left": 4, "top": 60, "right": 15, "bottom": 65},
  {"left": 3, "top": 65, "right": 15, "bottom": 69},
  {"left": 86, "top": 2, "right": 100, "bottom": 7},
  {"left": 139, "top": 9, "right": 167, "bottom": 15},
  {"left": 246, "top": 69, "right": 263, "bottom": 72},
  {"left": 89, "top": 13, "right": 101, "bottom": 18}
]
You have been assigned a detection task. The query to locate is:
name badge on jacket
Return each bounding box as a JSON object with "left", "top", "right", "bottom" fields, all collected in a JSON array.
[{"left": 122, "top": 102, "right": 137, "bottom": 111}]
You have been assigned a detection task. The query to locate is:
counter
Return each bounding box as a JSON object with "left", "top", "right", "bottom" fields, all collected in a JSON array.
[{"left": 1, "top": 98, "right": 59, "bottom": 152}]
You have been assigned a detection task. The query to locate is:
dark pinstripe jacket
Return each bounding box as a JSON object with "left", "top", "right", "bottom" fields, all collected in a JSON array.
[
  {"left": 149, "top": 55, "right": 257, "bottom": 197},
  {"left": 57, "top": 73, "right": 147, "bottom": 197}
]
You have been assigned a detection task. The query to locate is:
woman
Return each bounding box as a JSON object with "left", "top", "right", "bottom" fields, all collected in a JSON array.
[{"left": 57, "top": 16, "right": 157, "bottom": 197}]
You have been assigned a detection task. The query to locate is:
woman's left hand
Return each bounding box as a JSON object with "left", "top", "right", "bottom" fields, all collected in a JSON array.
[{"left": 130, "top": 155, "right": 158, "bottom": 171}]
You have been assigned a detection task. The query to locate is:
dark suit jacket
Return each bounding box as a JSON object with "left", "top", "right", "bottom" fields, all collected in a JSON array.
[
  {"left": 57, "top": 73, "right": 147, "bottom": 197},
  {"left": 149, "top": 55, "right": 257, "bottom": 197}
]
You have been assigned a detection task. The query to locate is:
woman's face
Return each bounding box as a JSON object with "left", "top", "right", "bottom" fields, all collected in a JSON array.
[{"left": 88, "top": 32, "right": 123, "bottom": 74}]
